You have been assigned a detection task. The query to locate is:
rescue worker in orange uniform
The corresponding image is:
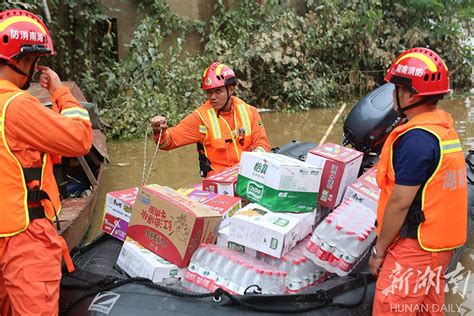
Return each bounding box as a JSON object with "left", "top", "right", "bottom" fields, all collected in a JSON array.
[
  {"left": 369, "top": 47, "right": 467, "bottom": 315},
  {"left": 0, "top": 10, "right": 92, "bottom": 315},
  {"left": 150, "top": 62, "right": 270, "bottom": 177}
]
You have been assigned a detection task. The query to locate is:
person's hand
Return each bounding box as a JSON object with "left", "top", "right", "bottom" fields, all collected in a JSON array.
[
  {"left": 37, "top": 65, "right": 63, "bottom": 96},
  {"left": 369, "top": 254, "right": 385, "bottom": 277},
  {"left": 151, "top": 116, "right": 168, "bottom": 133}
]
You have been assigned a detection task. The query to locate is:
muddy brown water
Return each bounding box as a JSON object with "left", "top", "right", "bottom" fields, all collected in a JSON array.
[{"left": 87, "top": 97, "right": 474, "bottom": 313}]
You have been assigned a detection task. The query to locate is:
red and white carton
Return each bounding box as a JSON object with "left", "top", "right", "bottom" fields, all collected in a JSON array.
[
  {"left": 306, "top": 143, "right": 363, "bottom": 209},
  {"left": 101, "top": 187, "right": 138, "bottom": 241},
  {"left": 179, "top": 188, "right": 242, "bottom": 229},
  {"left": 202, "top": 165, "right": 239, "bottom": 196},
  {"left": 342, "top": 166, "right": 380, "bottom": 213},
  {"left": 127, "top": 185, "right": 222, "bottom": 267}
]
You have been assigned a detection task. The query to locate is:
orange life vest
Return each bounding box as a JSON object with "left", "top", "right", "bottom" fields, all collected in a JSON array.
[
  {"left": 0, "top": 91, "right": 61, "bottom": 237},
  {"left": 195, "top": 97, "right": 255, "bottom": 173},
  {"left": 376, "top": 109, "right": 467, "bottom": 251}
]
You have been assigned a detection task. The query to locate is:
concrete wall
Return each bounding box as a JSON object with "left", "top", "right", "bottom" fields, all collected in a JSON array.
[
  {"left": 100, "top": 0, "right": 217, "bottom": 58},
  {"left": 100, "top": 0, "right": 304, "bottom": 59}
]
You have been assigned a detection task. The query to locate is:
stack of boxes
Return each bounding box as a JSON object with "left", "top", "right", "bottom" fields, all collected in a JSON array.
[{"left": 102, "top": 142, "right": 378, "bottom": 288}]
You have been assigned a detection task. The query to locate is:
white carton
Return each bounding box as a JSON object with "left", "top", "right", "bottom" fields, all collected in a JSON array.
[
  {"left": 342, "top": 166, "right": 380, "bottom": 213},
  {"left": 117, "top": 238, "right": 185, "bottom": 283},
  {"left": 228, "top": 203, "right": 301, "bottom": 258},
  {"left": 216, "top": 226, "right": 257, "bottom": 257},
  {"left": 288, "top": 210, "right": 317, "bottom": 241},
  {"left": 306, "top": 143, "right": 363, "bottom": 209},
  {"left": 236, "top": 152, "right": 322, "bottom": 213}
]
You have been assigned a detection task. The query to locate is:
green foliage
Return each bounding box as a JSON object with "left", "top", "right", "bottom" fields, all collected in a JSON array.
[{"left": 1, "top": 0, "right": 471, "bottom": 139}]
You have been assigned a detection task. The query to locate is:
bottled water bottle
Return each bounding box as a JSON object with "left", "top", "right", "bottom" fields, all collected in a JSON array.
[
  {"left": 183, "top": 245, "right": 207, "bottom": 292},
  {"left": 286, "top": 259, "right": 304, "bottom": 294}
]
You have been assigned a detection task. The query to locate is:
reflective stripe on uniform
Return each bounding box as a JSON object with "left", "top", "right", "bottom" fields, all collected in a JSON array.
[
  {"left": 237, "top": 103, "right": 251, "bottom": 135},
  {"left": 441, "top": 139, "right": 462, "bottom": 154},
  {"left": 60, "top": 107, "right": 90, "bottom": 121},
  {"left": 207, "top": 108, "right": 222, "bottom": 139},
  {"left": 199, "top": 125, "right": 207, "bottom": 134}
]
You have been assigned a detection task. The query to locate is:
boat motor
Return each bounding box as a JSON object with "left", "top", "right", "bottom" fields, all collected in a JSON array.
[{"left": 343, "top": 83, "right": 403, "bottom": 157}]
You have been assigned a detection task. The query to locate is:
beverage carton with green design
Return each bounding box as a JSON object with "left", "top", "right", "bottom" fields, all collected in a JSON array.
[
  {"left": 228, "top": 203, "right": 301, "bottom": 258},
  {"left": 117, "top": 237, "right": 186, "bottom": 283},
  {"left": 236, "top": 152, "right": 322, "bottom": 212}
]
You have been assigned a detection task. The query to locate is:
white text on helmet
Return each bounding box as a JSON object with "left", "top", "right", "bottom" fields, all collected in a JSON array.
[{"left": 396, "top": 65, "right": 424, "bottom": 77}]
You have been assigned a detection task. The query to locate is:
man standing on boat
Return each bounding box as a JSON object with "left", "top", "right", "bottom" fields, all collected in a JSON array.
[
  {"left": 369, "top": 47, "right": 467, "bottom": 314},
  {"left": 0, "top": 10, "right": 92, "bottom": 316},
  {"left": 150, "top": 62, "right": 271, "bottom": 177}
]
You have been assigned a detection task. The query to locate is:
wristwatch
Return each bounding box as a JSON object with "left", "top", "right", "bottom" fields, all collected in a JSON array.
[{"left": 371, "top": 246, "right": 386, "bottom": 259}]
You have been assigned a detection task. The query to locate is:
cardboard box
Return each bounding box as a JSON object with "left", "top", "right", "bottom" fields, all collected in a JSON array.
[
  {"left": 101, "top": 187, "right": 138, "bottom": 241},
  {"left": 228, "top": 203, "right": 301, "bottom": 258},
  {"left": 342, "top": 166, "right": 380, "bottom": 213},
  {"left": 178, "top": 188, "right": 242, "bottom": 229},
  {"left": 117, "top": 237, "right": 185, "bottom": 283},
  {"left": 236, "top": 152, "right": 321, "bottom": 213},
  {"left": 216, "top": 226, "right": 257, "bottom": 257},
  {"left": 288, "top": 210, "right": 317, "bottom": 241},
  {"left": 202, "top": 165, "right": 239, "bottom": 196},
  {"left": 127, "top": 185, "right": 222, "bottom": 267},
  {"left": 306, "top": 143, "right": 363, "bottom": 209},
  {"left": 102, "top": 213, "right": 129, "bottom": 241}
]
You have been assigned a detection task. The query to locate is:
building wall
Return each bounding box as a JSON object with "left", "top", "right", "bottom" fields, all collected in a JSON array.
[
  {"left": 100, "top": 0, "right": 217, "bottom": 58},
  {"left": 100, "top": 0, "right": 304, "bottom": 59}
]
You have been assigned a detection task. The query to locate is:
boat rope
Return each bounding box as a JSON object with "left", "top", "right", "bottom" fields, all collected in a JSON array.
[
  {"left": 141, "top": 125, "right": 162, "bottom": 185},
  {"left": 211, "top": 272, "right": 370, "bottom": 314},
  {"left": 59, "top": 272, "right": 370, "bottom": 315}
]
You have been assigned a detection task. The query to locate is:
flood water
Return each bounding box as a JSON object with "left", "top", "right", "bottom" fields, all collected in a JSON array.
[{"left": 87, "top": 96, "right": 474, "bottom": 313}]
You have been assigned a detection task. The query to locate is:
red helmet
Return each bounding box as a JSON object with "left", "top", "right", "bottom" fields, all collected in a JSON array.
[
  {"left": 0, "top": 9, "right": 54, "bottom": 65},
  {"left": 201, "top": 62, "right": 236, "bottom": 90},
  {"left": 385, "top": 47, "right": 450, "bottom": 96}
]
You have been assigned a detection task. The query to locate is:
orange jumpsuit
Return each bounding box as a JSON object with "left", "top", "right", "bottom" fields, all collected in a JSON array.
[
  {"left": 0, "top": 79, "right": 92, "bottom": 316},
  {"left": 154, "top": 97, "right": 270, "bottom": 174}
]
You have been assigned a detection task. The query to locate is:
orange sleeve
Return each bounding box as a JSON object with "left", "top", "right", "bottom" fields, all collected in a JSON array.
[
  {"left": 249, "top": 106, "right": 271, "bottom": 152},
  {"left": 153, "top": 111, "right": 205, "bottom": 150},
  {"left": 5, "top": 87, "right": 92, "bottom": 159}
]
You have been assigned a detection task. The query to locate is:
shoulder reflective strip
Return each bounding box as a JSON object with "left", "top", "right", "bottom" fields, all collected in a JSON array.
[
  {"left": 254, "top": 146, "right": 266, "bottom": 152},
  {"left": 237, "top": 103, "right": 252, "bottom": 135},
  {"left": 61, "top": 107, "right": 90, "bottom": 121},
  {"left": 207, "top": 108, "right": 222, "bottom": 139},
  {"left": 199, "top": 125, "right": 207, "bottom": 134},
  {"left": 395, "top": 53, "right": 437, "bottom": 72},
  {"left": 0, "top": 16, "right": 47, "bottom": 34},
  {"left": 441, "top": 139, "right": 462, "bottom": 154}
]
